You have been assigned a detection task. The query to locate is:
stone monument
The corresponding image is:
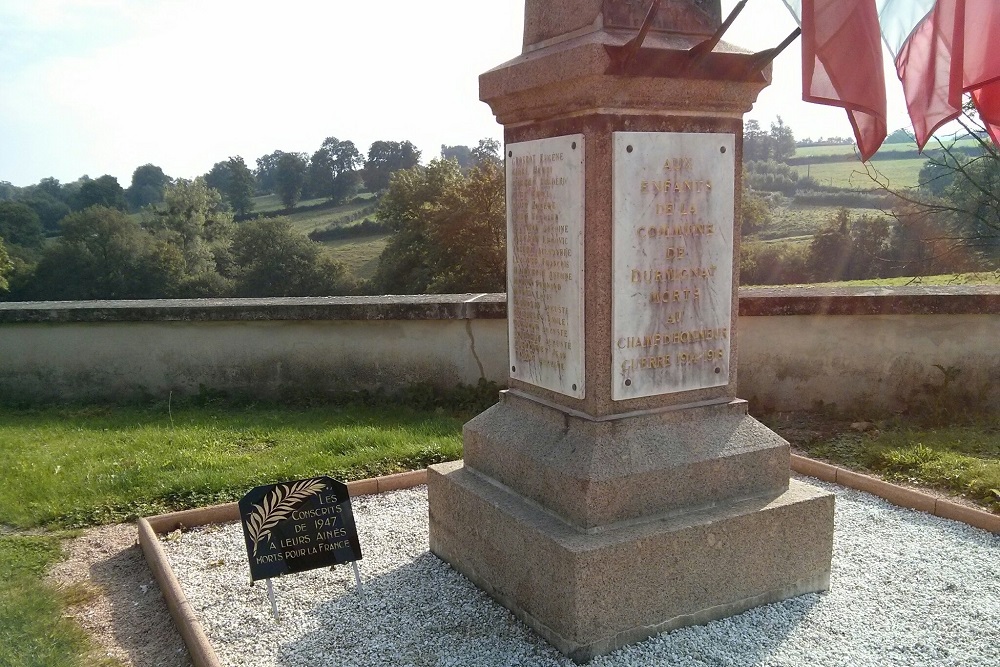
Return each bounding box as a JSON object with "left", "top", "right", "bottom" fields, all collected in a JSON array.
[{"left": 428, "top": 1, "right": 834, "bottom": 661}]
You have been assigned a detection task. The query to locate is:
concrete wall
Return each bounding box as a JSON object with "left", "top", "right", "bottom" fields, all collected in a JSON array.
[{"left": 1, "top": 287, "right": 997, "bottom": 414}]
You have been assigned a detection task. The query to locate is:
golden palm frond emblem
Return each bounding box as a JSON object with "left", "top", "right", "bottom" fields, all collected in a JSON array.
[{"left": 246, "top": 479, "right": 326, "bottom": 556}]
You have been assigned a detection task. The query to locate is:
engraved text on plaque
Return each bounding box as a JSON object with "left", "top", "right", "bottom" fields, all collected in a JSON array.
[
  {"left": 612, "top": 132, "right": 735, "bottom": 400},
  {"left": 507, "top": 135, "right": 585, "bottom": 398}
]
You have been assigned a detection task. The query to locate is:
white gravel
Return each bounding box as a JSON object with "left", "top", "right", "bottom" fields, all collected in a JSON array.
[{"left": 161, "top": 479, "right": 1000, "bottom": 666}]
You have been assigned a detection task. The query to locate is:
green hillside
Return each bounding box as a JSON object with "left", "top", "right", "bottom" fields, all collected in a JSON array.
[{"left": 794, "top": 158, "right": 926, "bottom": 190}]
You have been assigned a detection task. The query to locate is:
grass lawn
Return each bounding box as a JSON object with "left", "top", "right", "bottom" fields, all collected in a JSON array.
[
  {"left": 0, "top": 534, "right": 101, "bottom": 667},
  {"left": 0, "top": 397, "right": 995, "bottom": 665},
  {"left": 0, "top": 398, "right": 476, "bottom": 667},
  {"left": 0, "top": 402, "right": 464, "bottom": 530},
  {"left": 769, "top": 416, "right": 1000, "bottom": 513}
]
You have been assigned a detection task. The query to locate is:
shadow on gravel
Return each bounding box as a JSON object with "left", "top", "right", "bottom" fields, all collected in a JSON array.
[
  {"left": 89, "top": 541, "right": 194, "bottom": 667},
  {"left": 277, "top": 551, "right": 820, "bottom": 667}
]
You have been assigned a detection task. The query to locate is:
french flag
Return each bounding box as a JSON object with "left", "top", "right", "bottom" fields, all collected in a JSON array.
[{"left": 783, "top": 0, "right": 1000, "bottom": 159}]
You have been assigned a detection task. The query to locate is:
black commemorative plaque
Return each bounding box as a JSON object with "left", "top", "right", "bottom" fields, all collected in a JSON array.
[{"left": 239, "top": 476, "right": 362, "bottom": 582}]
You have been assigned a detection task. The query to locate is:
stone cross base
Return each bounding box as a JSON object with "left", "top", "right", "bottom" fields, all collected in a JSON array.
[
  {"left": 428, "top": 395, "right": 834, "bottom": 662},
  {"left": 429, "top": 466, "right": 832, "bottom": 662}
]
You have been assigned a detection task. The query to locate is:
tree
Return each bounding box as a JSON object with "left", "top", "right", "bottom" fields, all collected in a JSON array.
[
  {"left": 0, "top": 237, "right": 11, "bottom": 292},
  {"left": 229, "top": 217, "right": 350, "bottom": 297},
  {"left": 309, "top": 137, "right": 363, "bottom": 203},
  {"left": 204, "top": 157, "right": 254, "bottom": 216},
  {"left": 373, "top": 152, "right": 505, "bottom": 294},
  {"left": 807, "top": 209, "right": 853, "bottom": 281},
  {"left": 127, "top": 164, "right": 171, "bottom": 210},
  {"left": 225, "top": 156, "right": 256, "bottom": 216},
  {"left": 275, "top": 153, "right": 308, "bottom": 209},
  {"left": 769, "top": 117, "right": 796, "bottom": 162},
  {"left": 255, "top": 150, "right": 285, "bottom": 194},
  {"left": 25, "top": 206, "right": 184, "bottom": 300},
  {"left": 204, "top": 161, "right": 232, "bottom": 197},
  {"left": 73, "top": 175, "right": 128, "bottom": 212},
  {"left": 471, "top": 138, "right": 502, "bottom": 167},
  {"left": 0, "top": 182, "right": 16, "bottom": 201},
  {"left": 424, "top": 157, "right": 506, "bottom": 292},
  {"left": 847, "top": 214, "right": 892, "bottom": 279},
  {"left": 441, "top": 144, "right": 474, "bottom": 170},
  {"left": 886, "top": 128, "right": 914, "bottom": 144},
  {"left": 744, "top": 120, "right": 771, "bottom": 162},
  {"left": 143, "top": 178, "right": 234, "bottom": 280},
  {"left": 869, "top": 99, "right": 1000, "bottom": 267},
  {"left": 0, "top": 201, "right": 45, "bottom": 249},
  {"left": 21, "top": 193, "right": 70, "bottom": 233},
  {"left": 741, "top": 190, "right": 772, "bottom": 236},
  {"left": 363, "top": 140, "right": 421, "bottom": 193}
]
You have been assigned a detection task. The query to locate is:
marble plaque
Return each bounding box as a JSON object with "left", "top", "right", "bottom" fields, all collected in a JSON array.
[
  {"left": 506, "top": 134, "right": 585, "bottom": 399},
  {"left": 612, "top": 132, "right": 735, "bottom": 400}
]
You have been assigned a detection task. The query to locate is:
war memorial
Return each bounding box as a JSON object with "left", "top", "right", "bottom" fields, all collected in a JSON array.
[{"left": 427, "top": 0, "right": 835, "bottom": 661}]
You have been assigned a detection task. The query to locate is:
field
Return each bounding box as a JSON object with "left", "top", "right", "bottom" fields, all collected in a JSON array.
[
  {"left": 246, "top": 194, "right": 386, "bottom": 282},
  {"left": 321, "top": 234, "right": 390, "bottom": 280},
  {"left": 747, "top": 271, "right": 1000, "bottom": 288},
  {"left": 759, "top": 203, "right": 890, "bottom": 240},
  {"left": 794, "top": 137, "right": 980, "bottom": 157},
  {"left": 794, "top": 158, "right": 926, "bottom": 190}
]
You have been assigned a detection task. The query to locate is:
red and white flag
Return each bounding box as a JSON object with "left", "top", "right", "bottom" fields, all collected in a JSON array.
[{"left": 783, "top": 0, "right": 1000, "bottom": 157}]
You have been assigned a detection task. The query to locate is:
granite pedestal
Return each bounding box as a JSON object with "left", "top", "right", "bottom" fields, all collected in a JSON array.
[{"left": 428, "top": 1, "right": 834, "bottom": 661}]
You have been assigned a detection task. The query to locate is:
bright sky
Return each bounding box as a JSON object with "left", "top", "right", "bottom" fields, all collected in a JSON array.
[{"left": 0, "top": 0, "right": 916, "bottom": 188}]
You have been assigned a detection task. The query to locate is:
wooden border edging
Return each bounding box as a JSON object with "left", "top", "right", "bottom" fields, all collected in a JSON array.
[
  {"left": 136, "top": 470, "right": 428, "bottom": 667},
  {"left": 138, "top": 463, "right": 997, "bottom": 667},
  {"left": 791, "top": 454, "right": 1000, "bottom": 534}
]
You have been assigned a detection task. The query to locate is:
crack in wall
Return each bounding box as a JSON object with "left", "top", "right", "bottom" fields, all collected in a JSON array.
[{"left": 465, "top": 319, "right": 486, "bottom": 379}]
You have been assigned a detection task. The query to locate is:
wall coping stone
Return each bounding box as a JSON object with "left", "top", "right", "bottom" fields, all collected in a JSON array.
[
  {"left": 0, "top": 293, "right": 507, "bottom": 324},
  {"left": 739, "top": 285, "right": 1000, "bottom": 316},
  {"left": 1, "top": 286, "right": 998, "bottom": 324}
]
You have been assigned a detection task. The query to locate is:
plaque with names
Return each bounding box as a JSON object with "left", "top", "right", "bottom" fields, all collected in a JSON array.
[
  {"left": 506, "top": 134, "right": 585, "bottom": 399},
  {"left": 612, "top": 132, "right": 735, "bottom": 400}
]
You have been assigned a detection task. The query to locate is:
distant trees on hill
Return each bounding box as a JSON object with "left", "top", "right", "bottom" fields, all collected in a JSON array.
[
  {"left": 744, "top": 117, "right": 796, "bottom": 163},
  {"left": 0, "top": 132, "right": 507, "bottom": 301},
  {"left": 362, "top": 140, "right": 421, "bottom": 193},
  {"left": 127, "top": 164, "right": 171, "bottom": 210},
  {"left": 372, "top": 139, "right": 504, "bottom": 294},
  {"left": 1, "top": 179, "right": 356, "bottom": 301},
  {"left": 309, "top": 137, "right": 363, "bottom": 205},
  {"left": 205, "top": 157, "right": 256, "bottom": 216}
]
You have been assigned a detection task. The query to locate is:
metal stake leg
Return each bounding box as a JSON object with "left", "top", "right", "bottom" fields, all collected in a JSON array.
[
  {"left": 266, "top": 578, "right": 279, "bottom": 619},
  {"left": 351, "top": 561, "right": 363, "bottom": 596}
]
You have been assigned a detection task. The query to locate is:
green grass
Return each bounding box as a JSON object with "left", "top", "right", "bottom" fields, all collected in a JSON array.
[
  {"left": 284, "top": 200, "right": 376, "bottom": 235},
  {"left": 0, "top": 402, "right": 463, "bottom": 530},
  {"left": 795, "top": 422, "right": 1000, "bottom": 512},
  {"left": 745, "top": 271, "right": 1000, "bottom": 288},
  {"left": 0, "top": 534, "right": 101, "bottom": 667},
  {"left": 793, "top": 137, "right": 980, "bottom": 158},
  {"left": 794, "top": 158, "right": 927, "bottom": 190},
  {"left": 250, "top": 194, "right": 329, "bottom": 214},
  {"left": 757, "top": 204, "right": 890, "bottom": 240},
  {"left": 321, "top": 234, "right": 390, "bottom": 281}
]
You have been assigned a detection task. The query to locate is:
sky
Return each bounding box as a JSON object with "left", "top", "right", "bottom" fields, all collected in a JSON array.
[{"left": 0, "top": 0, "right": 918, "bottom": 188}]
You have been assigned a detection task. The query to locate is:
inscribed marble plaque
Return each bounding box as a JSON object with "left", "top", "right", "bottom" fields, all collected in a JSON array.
[
  {"left": 612, "top": 132, "right": 735, "bottom": 400},
  {"left": 506, "top": 134, "right": 585, "bottom": 398}
]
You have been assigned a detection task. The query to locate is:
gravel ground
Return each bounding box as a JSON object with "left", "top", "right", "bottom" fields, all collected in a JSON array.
[
  {"left": 160, "top": 478, "right": 1000, "bottom": 667},
  {"left": 47, "top": 524, "right": 193, "bottom": 667}
]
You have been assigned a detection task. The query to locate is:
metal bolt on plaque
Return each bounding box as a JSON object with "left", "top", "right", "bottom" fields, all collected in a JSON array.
[{"left": 239, "top": 476, "right": 363, "bottom": 619}]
